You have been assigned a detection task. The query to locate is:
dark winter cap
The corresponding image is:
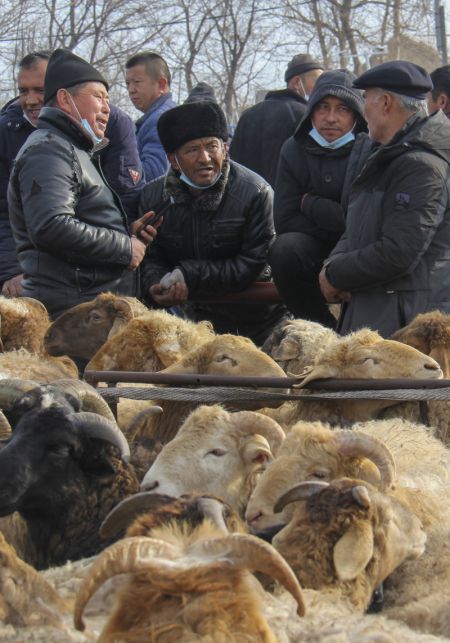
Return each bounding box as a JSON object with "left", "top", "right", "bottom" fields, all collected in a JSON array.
[
  {"left": 157, "top": 101, "right": 228, "bottom": 153},
  {"left": 297, "top": 69, "right": 366, "bottom": 137},
  {"left": 184, "top": 82, "right": 217, "bottom": 104},
  {"left": 284, "top": 54, "right": 324, "bottom": 83},
  {"left": 353, "top": 60, "right": 432, "bottom": 99},
  {"left": 44, "top": 48, "right": 109, "bottom": 103}
]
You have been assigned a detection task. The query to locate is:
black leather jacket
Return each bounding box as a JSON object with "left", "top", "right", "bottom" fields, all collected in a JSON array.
[{"left": 8, "top": 107, "right": 134, "bottom": 317}]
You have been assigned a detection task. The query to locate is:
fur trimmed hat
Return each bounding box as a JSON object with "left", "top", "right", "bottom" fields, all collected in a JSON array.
[
  {"left": 44, "top": 48, "right": 109, "bottom": 104},
  {"left": 157, "top": 101, "right": 228, "bottom": 153}
]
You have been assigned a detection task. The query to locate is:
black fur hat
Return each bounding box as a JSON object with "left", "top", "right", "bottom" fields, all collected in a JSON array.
[{"left": 157, "top": 101, "right": 228, "bottom": 153}]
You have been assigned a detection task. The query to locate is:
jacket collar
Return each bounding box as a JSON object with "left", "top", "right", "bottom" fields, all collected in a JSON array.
[
  {"left": 136, "top": 92, "right": 174, "bottom": 125},
  {"left": 37, "top": 106, "right": 96, "bottom": 152},
  {"left": 163, "top": 157, "right": 230, "bottom": 211}
]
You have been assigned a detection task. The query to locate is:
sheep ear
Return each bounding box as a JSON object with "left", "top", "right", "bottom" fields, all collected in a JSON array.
[
  {"left": 273, "top": 338, "right": 300, "bottom": 360},
  {"left": 333, "top": 521, "right": 373, "bottom": 581},
  {"left": 429, "top": 346, "right": 450, "bottom": 378},
  {"left": 241, "top": 436, "right": 273, "bottom": 466},
  {"left": 292, "top": 364, "right": 337, "bottom": 388},
  {"left": 107, "top": 299, "right": 134, "bottom": 338}
]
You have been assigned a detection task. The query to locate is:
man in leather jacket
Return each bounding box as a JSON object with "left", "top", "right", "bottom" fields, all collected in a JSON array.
[
  {"left": 8, "top": 49, "right": 155, "bottom": 318},
  {"left": 139, "top": 101, "right": 288, "bottom": 345}
]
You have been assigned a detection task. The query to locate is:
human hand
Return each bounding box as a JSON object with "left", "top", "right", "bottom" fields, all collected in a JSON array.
[
  {"left": 131, "top": 210, "right": 162, "bottom": 246},
  {"left": 128, "top": 236, "right": 147, "bottom": 271},
  {"left": 150, "top": 281, "right": 189, "bottom": 306},
  {"left": 1, "top": 274, "right": 24, "bottom": 297}
]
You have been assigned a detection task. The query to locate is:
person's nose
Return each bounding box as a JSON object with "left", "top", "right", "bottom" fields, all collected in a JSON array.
[
  {"left": 26, "top": 90, "right": 40, "bottom": 105},
  {"left": 197, "top": 148, "right": 211, "bottom": 163}
]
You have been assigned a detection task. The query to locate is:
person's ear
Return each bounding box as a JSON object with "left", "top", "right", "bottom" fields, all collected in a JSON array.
[
  {"left": 55, "top": 88, "right": 72, "bottom": 116},
  {"left": 167, "top": 152, "right": 179, "bottom": 171}
]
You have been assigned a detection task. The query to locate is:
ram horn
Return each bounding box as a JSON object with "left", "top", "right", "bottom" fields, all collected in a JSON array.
[
  {"left": 333, "top": 432, "right": 396, "bottom": 490},
  {"left": 0, "top": 379, "right": 41, "bottom": 410},
  {"left": 126, "top": 405, "right": 164, "bottom": 441},
  {"left": 72, "top": 412, "right": 130, "bottom": 462},
  {"left": 51, "top": 379, "right": 116, "bottom": 421},
  {"left": 99, "top": 492, "right": 177, "bottom": 538},
  {"left": 0, "top": 410, "right": 11, "bottom": 438},
  {"left": 196, "top": 497, "right": 229, "bottom": 534},
  {"left": 274, "top": 481, "right": 330, "bottom": 514},
  {"left": 232, "top": 411, "right": 285, "bottom": 454},
  {"left": 191, "top": 534, "right": 305, "bottom": 616},
  {"left": 74, "top": 536, "right": 179, "bottom": 631}
]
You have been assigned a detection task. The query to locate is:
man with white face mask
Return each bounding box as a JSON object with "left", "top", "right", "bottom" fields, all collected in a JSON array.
[
  {"left": 270, "top": 69, "right": 370, "bottom": 327},
  {"left": 7, "top": 49, "right": 156, "bottom": 318}
]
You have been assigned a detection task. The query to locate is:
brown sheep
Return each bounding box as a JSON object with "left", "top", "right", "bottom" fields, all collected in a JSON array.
[
  {"left": 74, "top": 520, "right": 305, "bottom": 642},
  {"left": 0, "top": 349, "right": 78, "bottom": 381},
  {"left": 44, "top": 292, "right": 149, "bottom": 360},
  {"left": 271, "top": 478, "right": 426, "bottom": 612},
  {"left": 391, "top": 310, "right": 450, "bottom": 378},
  {"left": 87, "top": 310, "right": 214, "bottom": 372},
  {"left": 0, "top": 296, "right": 50, "bottom": 355}
]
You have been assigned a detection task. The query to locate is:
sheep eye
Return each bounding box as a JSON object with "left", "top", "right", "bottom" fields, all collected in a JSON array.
[
  {"left": 48, "top": 444, "right": 70, "bottom": 458},
  {"left": 205, "top": 449, "right": 227, "bottom": 457},
  {"left": 89, "top": 312, "right": 102, "bottom": 323},
  {"left": 213, "top": 354, "right": 238, "bottom": 367},
  {"left": 311, "top": 471, "right": 327, "bottom": 479}
]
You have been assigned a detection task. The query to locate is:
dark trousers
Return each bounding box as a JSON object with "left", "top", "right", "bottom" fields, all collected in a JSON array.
[{"left": 269, "top": 232, "right": 336, "bottom": 328}]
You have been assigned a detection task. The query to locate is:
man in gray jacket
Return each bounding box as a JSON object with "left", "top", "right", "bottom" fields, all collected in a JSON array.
[
  {"left": 8, "top": 49, "right": 155, "bottom": 318},
  {"left": 319, "top": 61, "right": 450, "bottom": 337}
]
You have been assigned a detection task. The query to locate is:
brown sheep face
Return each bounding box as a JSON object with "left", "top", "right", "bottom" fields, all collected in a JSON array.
[{"left": 271, "top": 479, "right": 426, "bottom": 611}]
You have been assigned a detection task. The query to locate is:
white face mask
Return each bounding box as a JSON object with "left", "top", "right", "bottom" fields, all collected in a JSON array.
[{"left": 299, "top": 78, "right": 309, "bottom": 101}]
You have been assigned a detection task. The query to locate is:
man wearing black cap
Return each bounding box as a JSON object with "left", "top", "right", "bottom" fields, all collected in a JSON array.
[
  {"left": 319, "top": 60, "right": 450, "bottom": 336},
  {"left": 139, "top": 101, "right": 288, "bottom": 344},
  {"left": 7, "top": 48, "right": 156, "bottom": 318},
  {"left": 229, "top": 54, "right": 323, "bottom": 188}
]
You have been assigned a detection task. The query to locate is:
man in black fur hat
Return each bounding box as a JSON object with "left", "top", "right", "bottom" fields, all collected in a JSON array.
[
  {"left": 139, "top": 101, "right": 288, "bottom": 344},
  {"left": 7, "top": 48, "right": 156, "bottom": 318}
]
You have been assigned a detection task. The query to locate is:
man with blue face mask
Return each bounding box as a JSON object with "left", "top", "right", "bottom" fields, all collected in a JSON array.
[
  {"left": 7, "top": 49, "right": 157, "bottom": 318},
  {"left": 139, "top": 101, "right": 289, "bottom": 345},
  {"left": 270, "top": 69, "right": 370, "bottom": 327}
]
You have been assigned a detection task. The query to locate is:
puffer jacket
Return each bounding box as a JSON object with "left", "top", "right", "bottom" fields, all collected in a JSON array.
[
  {"left": 327, "top": 110, "right": 450, "bottom": 336},
  {"left": 135, "top": 92, "right": 177, "bottom": 182},
  {"left": 8, "top": 107, "right": 134, "bottom": 317}
]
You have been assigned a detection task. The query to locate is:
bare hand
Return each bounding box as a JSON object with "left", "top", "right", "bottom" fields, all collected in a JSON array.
[
  {"left": 131, "top": 211, "right": 162, "bottom": 246},
  {"left": 150, "top": 281, "right": 189, "bottom": 306},
  {"left": 128, "top": 236, "right": 147, "bottom": 271},
  {"left": 319, "top": 267, "right": 350, "bottom": 303},
  {"left": 2, "top": 274, "right": 24, "bottom": 297}
]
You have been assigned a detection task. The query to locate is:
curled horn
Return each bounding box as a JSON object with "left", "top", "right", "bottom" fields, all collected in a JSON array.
[
  {"left": 352, "top": 485, "right": 371, "bottom": 509},
  {"left": 126, "top": 405, "right": 164, "bottom": 441},
  {"left": 231, "top": 411, "right": 285, "bottom": 454},
  {"left": 0, "top": 410, "right": 11, "bottom": 438},
  {"left": 274, "top": 481, "right": 330, "bottom": 514},
  {"left": 194, "top": 497, "right": 229, "bottom": 534},
  {"left": 71, "top": 412, "right": 130, "bottom": 462},
  {"left": 0, "top": 379, "right": 41, "bottom": 410},
  {"left": 51, "top": 379, "right": 116, "bottom": 422},
  {"left": 99, "top": 492, "right": 177, "bottom": 539},
  {"left": 333, "top": 432, "right": 396, "bottom": 491},
  {"left": 74, "top": 537, "right": 179, "bottom": 631},
  {"left": 190, "top": 534, "right": 305, "bottom": 616}
]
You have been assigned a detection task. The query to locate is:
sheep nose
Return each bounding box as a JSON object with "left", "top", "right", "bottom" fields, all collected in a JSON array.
[
  {"left": 245, "top": 511, "right": 263, "bottom": 528},
  {"left": 424, "top": 362, "right": 440, "bottom": 370},
  {"left": 141, "top": 480, "right": 159, "bottom": 492}
]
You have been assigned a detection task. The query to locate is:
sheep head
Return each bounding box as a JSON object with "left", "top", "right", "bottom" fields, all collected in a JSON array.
[
  {"left": 391, "top": 310, "right": 450, "bottom": 378},
  {"left": 44, "top": 293, "right": 147, "bottom": 359},
  {"left": 245, "top": 422, "right": 395, "bottom": 536},
  {"left": 271, "top": 478, "right": 426, "bottom": 612},
  {"left": 0, "top": 296, "right": 50, "bottom": 354},
  {"left": 140, "top": 405, "right": 285, "bottom": 514}
]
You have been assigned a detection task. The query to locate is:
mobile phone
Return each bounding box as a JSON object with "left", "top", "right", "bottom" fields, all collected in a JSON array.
[{"left": 136, "top": 197, "right": 173, "bottom": 234}]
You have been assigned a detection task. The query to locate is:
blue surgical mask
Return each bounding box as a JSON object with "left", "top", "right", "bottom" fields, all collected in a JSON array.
[
  {"left": 175, "top": 155, "right": 222, "bottom": 190},
  {"left": 308, "top": 126, "right": 355, "bottom": 149},
  {"left": 68, "top": 93, "right": 103, "bottom": 145}
]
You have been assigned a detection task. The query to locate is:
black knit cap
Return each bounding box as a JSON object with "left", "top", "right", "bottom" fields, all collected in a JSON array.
[
  {"left": 44, "top": 48, "right": 109, "bottom": 103},
  {"left": 353, "top": 60, "right": 432, "bottom": 99},
  {"left": 157, "top": 101, "right": 228, "bottom": 153},
  {"left": 284, "top": 54, "right": 324, "bottom": 83}
]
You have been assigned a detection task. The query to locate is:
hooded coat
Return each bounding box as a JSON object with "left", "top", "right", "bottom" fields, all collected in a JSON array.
[{"left": 327, "top": 110, "right": 450, "bottom": 337}]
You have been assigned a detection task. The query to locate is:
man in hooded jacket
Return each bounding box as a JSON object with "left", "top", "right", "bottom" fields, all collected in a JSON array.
[
  {"left": 319, "top": 61, "right": 450, "bottom": 337},
  {"left": 270, "top": 69, "right": 370, "bottom": 326}
]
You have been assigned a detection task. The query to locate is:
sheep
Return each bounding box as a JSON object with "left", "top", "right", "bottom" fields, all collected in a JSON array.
[
  {"left": 139, "top": 405, "right": 285, "bottom": 516},
  {"left": 245, "top": 417, "right": 450, "bottom": 535},
  {"left": 0, "top": 387, "right": 139, "bottom": 569},
  {"left": 87, "top": 309, "right": 215, "bottom": 372},
  {"left": 270, "top": 478, "right": 426, "bottom": 613},
  {"left": 73, "top": 518, "right": 305, "bottom": 641},
  {"left": 262, "top": 317, "right": 339, "bottom": 375},
  {"left": 391, "top": 309, "right": 450, "bottom": 378},
  {"left": 0, "top": 348, "right": 78, "bottom": 381},
  {"left": 127, "top": 334, "right": 288, "bottom": 444},
  {"left": 0, "top": 296, "right": 50, "bottom": 355},
  {"left": 264, "top": 327, "right": 443, "bottom": 428},
  {"left": 44, "top": 292, "right": 149, "bottom": 360}
]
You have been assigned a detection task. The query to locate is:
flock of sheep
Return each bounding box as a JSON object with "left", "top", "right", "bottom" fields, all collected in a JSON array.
[{"left": 0, "top": 293, "right": 450, "bottom": 641}]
